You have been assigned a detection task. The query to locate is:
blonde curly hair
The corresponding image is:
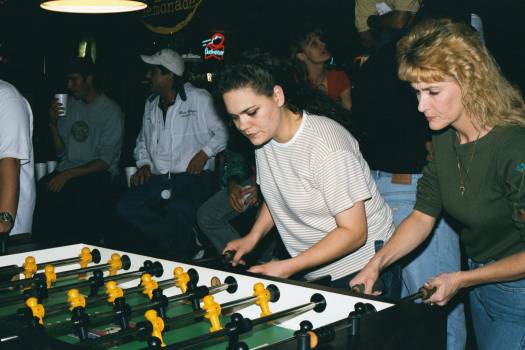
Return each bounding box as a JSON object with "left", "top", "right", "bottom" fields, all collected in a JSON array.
[{"left": 397, "top": 19, "right": 525, "bottom": 128}]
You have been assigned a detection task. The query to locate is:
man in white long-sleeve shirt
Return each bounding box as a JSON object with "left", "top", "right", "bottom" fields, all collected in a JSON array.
[{"left": 117, "top": 49, "right": 228, "bottom": 258}]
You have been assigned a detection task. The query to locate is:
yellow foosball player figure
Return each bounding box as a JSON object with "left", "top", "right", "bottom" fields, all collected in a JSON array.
[
  {"left": 79, "top": 247, "right": 92, "bottom": 269},
  {"left": 173, "top": 267, "right": 190, "bottom": 293},
  {"left": 108, "top": 253, "right": 122, "bottom": 276},
  {"left": 254, "top": 282, "right": 272, "bottom": 317},
  {"left": 144, "top": 309, "right": 166, "bottom": 347},
  {"left": 23, "top": 256, "right": 37, "bottom": 279},
  {"left": 67, "top": 289, "right": 86, "bottom": 311},
  {"left": 105, "top": 280, "right": 124, "bottom": 303},
  {"left": 25, "top": 297, "right": 45, "bottom": 325},
  {"left": 202, "top": 295, "right": 222, "bottom": 332},
  {"left": 44, "top": 264, "right": 56, "bottom": 289},
  {"left": 141, "top": 273, "right": 158, "bottom": 300}
]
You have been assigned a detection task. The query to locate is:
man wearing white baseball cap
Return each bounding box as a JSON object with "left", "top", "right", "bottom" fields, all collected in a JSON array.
[
  {"left": 140, "top": 49, "right": 185, "bottom": 77},
  {"left": 117, "top": 48, "right": 228, "bottom": 259}
]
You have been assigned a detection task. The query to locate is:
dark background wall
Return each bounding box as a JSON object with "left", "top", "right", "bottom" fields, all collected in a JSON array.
[{"left": 0, "top": 0, "right": 523, "bottom": 163}]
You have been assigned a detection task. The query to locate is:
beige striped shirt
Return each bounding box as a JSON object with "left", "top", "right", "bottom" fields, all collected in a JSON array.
[{"left": 256, "top": 112, "right": 394, "bottom": 280}]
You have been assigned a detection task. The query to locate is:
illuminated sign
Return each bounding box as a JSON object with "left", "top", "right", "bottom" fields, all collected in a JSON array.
[
  {"left": 142, "top": 0, "right": 203, "bottom": 35},
  {"left": 202, "top": 32, "right": 225, "bottom": 61}
]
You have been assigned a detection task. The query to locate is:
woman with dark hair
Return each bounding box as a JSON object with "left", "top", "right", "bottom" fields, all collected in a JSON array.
[
  {"left": 351, "top": 19, "right": 525, "bottom": 349},
  {"left": 215, "top": 53, "right": 398, "bottom": 292},
  {"left": 290, "top": 26, "right": 352, "bottom": 111}
]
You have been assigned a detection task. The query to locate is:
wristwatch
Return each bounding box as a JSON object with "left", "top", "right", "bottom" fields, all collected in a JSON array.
[{"left": 0, "top": 212, "right": 14, "bottom": 231}]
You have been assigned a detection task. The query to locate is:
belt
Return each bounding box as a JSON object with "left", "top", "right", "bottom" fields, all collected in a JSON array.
[{"left": 372, "top": 171, "right": 415, "bottom": 185}]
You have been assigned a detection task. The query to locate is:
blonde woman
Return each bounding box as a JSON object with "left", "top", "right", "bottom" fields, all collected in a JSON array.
[{"left": 351, "top": 19, "right": 525, "bottom": 349}]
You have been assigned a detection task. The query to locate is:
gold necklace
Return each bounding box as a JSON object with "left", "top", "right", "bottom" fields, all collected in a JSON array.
[{"left": 455, "top": 131, "right": 481, "bottom": 197}]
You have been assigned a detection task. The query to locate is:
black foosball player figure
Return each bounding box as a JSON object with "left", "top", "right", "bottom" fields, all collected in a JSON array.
[
  {"left": 295, "top": 320, "right": 315, "bottom": 350},
  {"left": 349, "top": 302, "right": 377, "bottom": 344},
  {"left": 88, "top": 269, "right": 105, "bottom": 296}
]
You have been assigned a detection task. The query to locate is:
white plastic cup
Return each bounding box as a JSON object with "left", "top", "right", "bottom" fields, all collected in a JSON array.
[
  {"left": 242, "top": 185, "right": 254, "bottom": 210},
  {"left": 125, "top": 166, "right": 138, "bottom": 188},
  {"left": 46, "top": 160, "right": 57, "bottom": 174},
  {"left": 35, "top": 163, "right": 47, "bottom": 181},
  {"left": 54, "top": 93, "right": 68, "bottom": 117}
]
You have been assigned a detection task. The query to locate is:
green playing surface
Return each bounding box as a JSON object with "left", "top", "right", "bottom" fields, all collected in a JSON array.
[{"left": 0, "top": 275, "right": 295, "bottom": 349}]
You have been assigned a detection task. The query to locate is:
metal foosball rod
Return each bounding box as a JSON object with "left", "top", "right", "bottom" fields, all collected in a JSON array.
[
  {"left": 0, "top": 252, "right": 130, "bottom": 295},
  {"left": 0, "top": 261, "right": 165, "bottom": 322},
  {"left": 283, "top": 286, "right": 436, "bottom": 350},
  {"left": 46, "top": 277, "right": 240, "bottom": 346},
  {"left": 46, "top": 255, "right": 145, "bottom": 295},
  {"left": 351, "top": 282, "right": 435, "bottom": 303},
  {"left": 74, "top": 281, "right": 274, "bottom": 349},
  {"left": 80, "top": 273, "right": 237, "bottom": 331},
  {"left": 159, "top": 293, "right": 327, "bottom": 350},
  {"left": 35, "top": 276, "right": 239, "bottom": 348},
  {"left": 0, "top": 257, "right": 148, "bottom": 308},
  {"left": 291, "top": 300, "right": 379, "bottom": 350},
  {"left": 0, "top": 247, "right": 101, "bottom": 279},
  {"left": 247, "top": 299, "right": 379, "bottom": 350},
  {"left": 399, "top": 285, "right": 437, "bottom": 303}
]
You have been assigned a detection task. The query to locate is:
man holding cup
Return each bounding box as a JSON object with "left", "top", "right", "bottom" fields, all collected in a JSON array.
[{"left": 33, "top": 58, "right": 124, "bottom": 247}]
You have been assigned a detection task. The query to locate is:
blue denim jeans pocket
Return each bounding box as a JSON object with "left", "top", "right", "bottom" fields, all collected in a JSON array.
[
  {"left": 469, "top": 259, "right": 525, "bottom": 349},
  {"left": 494, "top": 278, "right": 525, "bottom": 293}
]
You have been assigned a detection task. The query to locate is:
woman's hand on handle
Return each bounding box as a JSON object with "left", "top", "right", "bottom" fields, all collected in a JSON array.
[
  {"left": 424, "top": 271, "right": 463, "bottom": 306},
  {"left": 223, "top": 235, "right": 258, "bottom": 267},
  {"left": 350, "top": 261, "right": 382, "bottom": 295}
]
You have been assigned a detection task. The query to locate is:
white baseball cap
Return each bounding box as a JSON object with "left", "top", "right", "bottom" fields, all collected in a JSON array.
[{"left": 140, "top": 49, "right": 185, "bottom": 76}]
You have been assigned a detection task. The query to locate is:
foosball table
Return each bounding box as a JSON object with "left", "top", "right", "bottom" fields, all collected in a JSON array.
[{"left": 0, "top": 244, "right": 445, "bottom": 349}]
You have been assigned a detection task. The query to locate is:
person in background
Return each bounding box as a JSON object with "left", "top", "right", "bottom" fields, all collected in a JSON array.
[
  {"left": 352, "top": 6, "right": 466, "bottom": 349},
  {"left": 197, "top": 127, "right": 275, "bottom": 263},
  {"left": 117, "top": 49, "right": 228, "bottom": 260},
  {"left": 0, "top": 79, "right": 35, "bottom": 237},
  {"left": 291, "top": 24, "right": 352, "bottom": 111},
  {"left": 351, "top": 19, "right": 525, "bottom": 349},
  {"left": 33, "top": 57, "right": 124, "bottom": 246},
  {"left": 355, "top": 0, "right": 420, "bottom": 48},
  {"left": 216, "top": 53, "right": 399, "bottom": 294}
]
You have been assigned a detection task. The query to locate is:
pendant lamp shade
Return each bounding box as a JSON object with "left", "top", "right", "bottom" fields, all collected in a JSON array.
[{"left": 40, "top": 0, "right": 147, "bottom": 14}]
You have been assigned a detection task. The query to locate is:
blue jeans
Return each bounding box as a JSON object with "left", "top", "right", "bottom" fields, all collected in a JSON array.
[
  {"left": 117, "top": 172, "right": 213, "bottom": 257},
  {"left": 469, "top": 259, "right": 525, "bottom": 350},
  {"left": 372, "top": 171, "right": 466, "bottom": 350}
]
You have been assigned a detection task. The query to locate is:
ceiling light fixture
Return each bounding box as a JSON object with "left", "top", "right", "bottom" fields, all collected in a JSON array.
[{"left": 40, "top": 0, "right": 147, "bottom": 14}]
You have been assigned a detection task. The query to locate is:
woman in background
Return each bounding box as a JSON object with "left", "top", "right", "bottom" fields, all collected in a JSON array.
[{"left": 291, "top": 25, "right": 352, "bottom": 111}]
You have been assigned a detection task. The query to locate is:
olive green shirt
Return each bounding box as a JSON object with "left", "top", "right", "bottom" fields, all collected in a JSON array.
[{"left": 415, "top": 126, "right": 525, "bottom": 262}]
